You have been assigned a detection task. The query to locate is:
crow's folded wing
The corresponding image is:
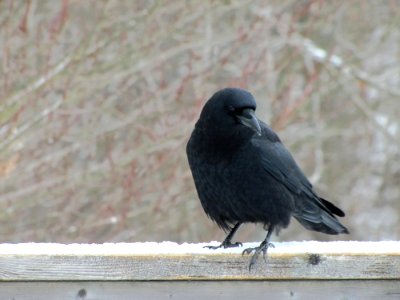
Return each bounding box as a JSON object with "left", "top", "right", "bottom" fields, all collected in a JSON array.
[{"left": 251, "top": 129, "right": 345, "bottom": 219}]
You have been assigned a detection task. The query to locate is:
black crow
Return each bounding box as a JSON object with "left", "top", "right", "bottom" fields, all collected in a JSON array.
[{"left": 186, "top": 87, "right": 349, "bottom": 270}]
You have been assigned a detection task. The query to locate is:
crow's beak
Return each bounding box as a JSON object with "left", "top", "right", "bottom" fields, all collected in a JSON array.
[{"left": 237, "top": 108, "right": 262, "bottom": 136}]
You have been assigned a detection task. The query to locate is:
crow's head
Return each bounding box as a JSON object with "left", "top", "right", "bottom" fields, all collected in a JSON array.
[{"left": 197, "top": 88, "right": 262, "bottom": 140}]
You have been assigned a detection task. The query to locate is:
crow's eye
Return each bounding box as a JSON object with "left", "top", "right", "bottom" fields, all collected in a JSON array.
[{"left": 227, "top": 105, "right": 235, "bottom": 112}]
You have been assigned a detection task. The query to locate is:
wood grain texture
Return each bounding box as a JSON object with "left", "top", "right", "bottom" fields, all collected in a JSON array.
[{"left": 0, "top": 249, "right": 399, "bottom": 281}]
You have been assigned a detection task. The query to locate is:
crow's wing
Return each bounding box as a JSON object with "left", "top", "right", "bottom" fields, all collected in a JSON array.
[
  {"left": 252, "top": 133, "right": 313, "bottom": 197},
  {"left": 251, "top": 125, "right": 345, "bottom": 219}
]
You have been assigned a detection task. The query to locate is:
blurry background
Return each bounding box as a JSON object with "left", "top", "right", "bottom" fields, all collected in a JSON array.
[{"left": 0, "top": 0, "right": 399, "bottom": 243}]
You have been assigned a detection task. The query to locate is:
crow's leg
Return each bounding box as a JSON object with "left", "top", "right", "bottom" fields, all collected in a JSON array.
[
  {"left": 242, "top": 225, "right": 275, "bottom": 271},
  {"left": 205, "top": 223, "right": 242, "bottom": 249}
]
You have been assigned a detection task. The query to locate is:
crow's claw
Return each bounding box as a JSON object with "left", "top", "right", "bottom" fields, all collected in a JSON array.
[
  {"left": 242, "top": 242, "right": 274, "bottom": 271},
  {"left": 204, "top": 241, "right": 243, "bottom": 249}
]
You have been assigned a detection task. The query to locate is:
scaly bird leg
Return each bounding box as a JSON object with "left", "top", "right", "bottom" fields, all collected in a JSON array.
[
  {"left": 242, "top": 225, "right": 275, "bottom": 271},
  {"left": 205, "top": 223, "right": 242, "bottom": 249}
]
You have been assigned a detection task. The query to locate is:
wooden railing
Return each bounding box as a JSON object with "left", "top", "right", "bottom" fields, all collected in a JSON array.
[{"left": 0, "top": 241, "right": 399, "bottom": 299}]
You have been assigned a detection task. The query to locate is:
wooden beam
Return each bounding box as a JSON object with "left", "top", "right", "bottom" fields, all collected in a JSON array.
[
  {"left": 2, "top": 280, "right": 400, "bottom": 300},
  {"left": 0, "top": 241, "right": 399, "bottom": 281}
]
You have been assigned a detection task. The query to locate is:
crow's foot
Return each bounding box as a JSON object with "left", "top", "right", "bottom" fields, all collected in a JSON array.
[
  {"left": 204, "top": 241, "right": 243, "bottom": 250},
  {"left": 242, "top": 242, "right": 274, "bottom": 271}
]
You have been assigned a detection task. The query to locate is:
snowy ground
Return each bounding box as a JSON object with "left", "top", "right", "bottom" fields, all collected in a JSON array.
[{"left": 0, "top": 241, "right": 399, "bottom": 255}]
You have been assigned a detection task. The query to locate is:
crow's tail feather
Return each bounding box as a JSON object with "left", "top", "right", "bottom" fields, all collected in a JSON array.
[{"left": 294, "top": 212, "right": 349, "bottom": 235}]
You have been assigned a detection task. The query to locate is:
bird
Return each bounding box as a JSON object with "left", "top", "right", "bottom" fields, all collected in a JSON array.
[{"left": 186, "top": 87, "right": 349, "bottom": 270}]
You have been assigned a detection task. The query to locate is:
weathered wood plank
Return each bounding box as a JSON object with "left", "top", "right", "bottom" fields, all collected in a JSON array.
[
  {"left": 0, "top": 242, "right": 399, "bottom": 281},
  {"left": 2, "top": 280, "right": 400, "bottom": 300},
  {"left": 1, "top": 252, "right": 400, "bottom": 280}
]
